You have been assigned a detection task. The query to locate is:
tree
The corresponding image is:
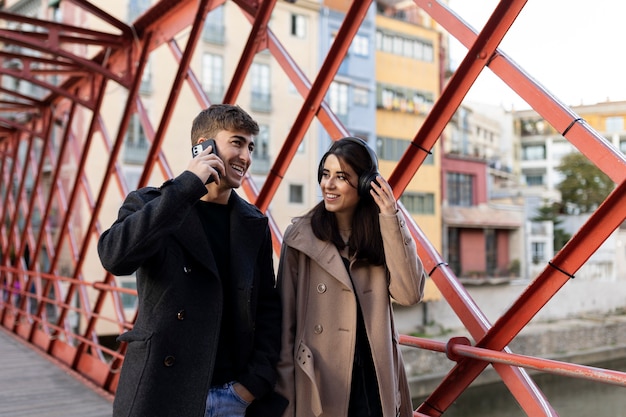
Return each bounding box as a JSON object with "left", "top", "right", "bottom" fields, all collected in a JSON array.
[{"left": 556, "top": 152, "right": 614, "bottom": 214}]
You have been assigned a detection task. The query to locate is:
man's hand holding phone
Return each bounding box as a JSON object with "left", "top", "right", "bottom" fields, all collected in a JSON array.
[{"left": 188, "top": 139, "right": 223, "bottom": 184}]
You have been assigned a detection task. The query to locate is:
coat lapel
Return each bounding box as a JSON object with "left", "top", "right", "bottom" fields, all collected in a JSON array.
[
  {"left": 173, "top": 193, "right": 266, "bottom": 286},
  {"left": 284, "top": 218, "right": 353, "bottom": 290},
  {"left": 174, "top": 204, "right": 220, "bottom": 279},
  {"left": 229, "top": 193, "right": 266, "bottom": 286}
]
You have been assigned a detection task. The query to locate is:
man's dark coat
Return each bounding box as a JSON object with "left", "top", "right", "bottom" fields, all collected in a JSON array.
[{"left": 98, "top": 171, "right": 282, "bottom": 417}]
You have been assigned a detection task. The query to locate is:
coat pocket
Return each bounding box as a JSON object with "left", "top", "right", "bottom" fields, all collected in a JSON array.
[
  {"left": 113, "top": 329, "right": 153, "bottom": 417},
  {"left": 295, "top": 341, "right": 323, "bottom": 416}
]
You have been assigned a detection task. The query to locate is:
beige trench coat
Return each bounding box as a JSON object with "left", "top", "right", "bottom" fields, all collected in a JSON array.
[{"left": 276, "top": 211, "right": 426, "bottom": 417}]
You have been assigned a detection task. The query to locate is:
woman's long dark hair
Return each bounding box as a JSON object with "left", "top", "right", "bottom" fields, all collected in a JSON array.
[{"left": 310, "top": 138, "right": 385, "bottom": 266}]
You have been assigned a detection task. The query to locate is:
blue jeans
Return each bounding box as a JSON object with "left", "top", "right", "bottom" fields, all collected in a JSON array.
[{"left": 205, "top": 382, "right": 250, "bottom": 417}]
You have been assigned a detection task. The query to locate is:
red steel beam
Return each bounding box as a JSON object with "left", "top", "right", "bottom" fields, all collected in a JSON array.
[
  {"left": 388, "top": 0, "right": 527, "bottom": 197},
  {"left": 138, "top": 1, "right": 211, "bottom": 186},
  {"left": 419, "top": 177, "right": 626, "bottom": 415},
  {"left": 401, "top": 335, "right": 626, "bottom": 388},
  {"left": 223, "top": 0, "right": 277, "bottom": 104},
  {"left": 255, "top": 0, "right": 373, "bottom": 212},
  {"left": 417, "top": 0, "right": 626, "bottom": 182}
]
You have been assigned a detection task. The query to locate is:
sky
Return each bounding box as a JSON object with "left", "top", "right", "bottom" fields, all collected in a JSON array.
[{"left": 446, "top": 0, "right": 626, "bottom": 110}]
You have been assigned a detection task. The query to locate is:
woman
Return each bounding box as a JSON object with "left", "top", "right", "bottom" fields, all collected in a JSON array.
[{"left": 276, "top": 137, "right": 426, "bottom": 417}]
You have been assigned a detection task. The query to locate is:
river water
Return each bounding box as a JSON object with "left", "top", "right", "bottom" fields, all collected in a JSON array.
[{"left": 413, "top": 358, "right": 626, "bottom": 416}]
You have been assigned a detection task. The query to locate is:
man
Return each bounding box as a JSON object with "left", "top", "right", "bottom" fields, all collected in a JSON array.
[{"left": 98, "top": 104, "right": 283, "bottom": 417}]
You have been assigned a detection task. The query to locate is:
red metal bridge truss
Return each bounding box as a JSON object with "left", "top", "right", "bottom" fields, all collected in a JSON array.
[{"left": 1, "top": 1, "right": 626, "bottom": 415}]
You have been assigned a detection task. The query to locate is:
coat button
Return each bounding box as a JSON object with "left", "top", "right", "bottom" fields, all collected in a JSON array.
[
  {"left": 314, "top": 324, "right": 323, "bottom": 334},
  {"left": 316, "top": 283, "right": 327, "bottom": 293},
  {"left": 183, "top": 266, "right": 192, "bottom": 274},
  {"left": 176, "top": 310, "right": 185, "bottom": 320},
  {"left": 164, "top": 355, "right": 175, "bottom": 367}
]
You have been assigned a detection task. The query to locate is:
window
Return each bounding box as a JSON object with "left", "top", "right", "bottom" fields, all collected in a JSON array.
[
  {"left": 203, "top": 5, "right": 225, "bottom": 44},
  {"left": 376, "top": 137, "right": 409, "bottom": 161},
  {"left": 522, "top": 144, "right": 546, "bottom": 160},
  {"left": 123, "top": 114, "right": 148, "bottom": 165},
  {"left": 250, "top": 63, "right": 271, "bottom": 112},
  {"left": 447, "top": 172, "right": 473, "bottom": 206},
  {"left": 520, "top": 118, "right": 549, "bottom": 136},
  {"left": 353, "top": 87, "right": 369, "bottom": 106},
  {"left": 376, "top": 137, "right": 435, "bottom": 164},
  {"left": 328, "top": 81, "right": 349, "bottom": 117},
  {"left": 202, "top": 53, "right": 224, "bottom": 103},
  {"left": 256, "top": 124, "right": 269, "bottom": 160},
  {"left": 352, "top": 35, "right": 369, "bottom": 56},
  {"left": 289, "top": 184, "right": 303, "bottom": 204},
  {"left": 605, "top": 116, "right": 624, "bottom": 133},
  {"left": 392, "top": 36, "right": 403, "bottom": 55},
  {"left": 375, "top": 30, "right": 434, "bottom": 62},
  {"left": 119, "top": 277, "right": 137, "bottom": 310},
  {"left": 620, "top": 140, "right": 626, "bottom": 154},
  {"left": 377, "top": 83, "right": 434, "bottom": 114},
  {"left": 290, "top": 14, "right": 307, "bottom": 38},
  {"left": 531, "top": 242, "right": 545, "bottom": 264},
  {"left": 140, "top": 59, "right": 153, "bottom": 94},
  {"left": 250, "top": 124, "right": 270, "bottom": 175},
  {"left": 525, "top": 174, "right": 544, "bottom": 186},
  {"left": 447, "top": 228, "right": 461, "bottom": 276},
  {"left": 400, "top": 192, "right": 435, "bottom": 214}
]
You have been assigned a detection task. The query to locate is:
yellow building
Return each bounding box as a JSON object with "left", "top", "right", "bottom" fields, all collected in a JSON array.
[{"left": 375, "top": 10, "right": 443, "bottom": 301}]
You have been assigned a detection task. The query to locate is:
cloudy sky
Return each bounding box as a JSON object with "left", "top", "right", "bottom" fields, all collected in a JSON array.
[{"left": 446, "top": 0, "right": 626, "bottom": 110}]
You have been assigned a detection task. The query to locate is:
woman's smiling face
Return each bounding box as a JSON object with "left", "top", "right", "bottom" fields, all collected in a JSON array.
[{"left": 319, "top": 154, "right": 360, "bottom": 217}]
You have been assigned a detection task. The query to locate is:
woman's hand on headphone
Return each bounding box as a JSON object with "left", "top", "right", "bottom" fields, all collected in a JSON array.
[{"left": 370, "top": 175, "right": 398, "bottom": 216}]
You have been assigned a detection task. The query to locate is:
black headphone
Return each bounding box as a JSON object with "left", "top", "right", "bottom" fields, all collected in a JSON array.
[{"left": 318, "top": 136, "right": 380, "bottom": 197}]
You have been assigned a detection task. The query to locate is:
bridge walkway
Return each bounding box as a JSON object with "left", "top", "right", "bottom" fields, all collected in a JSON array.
[{"left": 0, "top": 327, "right": 113, "bottom": 417}]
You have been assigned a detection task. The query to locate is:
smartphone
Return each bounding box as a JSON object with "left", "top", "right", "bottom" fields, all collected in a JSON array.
[
  {"left": 191, "top": 139, "right": 218, "bottom": 158},
  {"left": 191, "top": 139, "right": 219, "bottom": 184}
]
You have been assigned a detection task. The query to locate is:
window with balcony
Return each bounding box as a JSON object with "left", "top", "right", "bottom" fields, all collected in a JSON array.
[
  {"left": 203, "top": 5, "right": 225, "bottom": 44},
  {"left": 202, "top": 53, "right": 224, "bottom": 103},
  {"left": 522, "top": 144, "right": 546, "bottom": 160},
  {"left": 447, "top": 172, "right": 473, "bottom": 206},
  {"left": 525, "top": 174, "right": 544, "bottom": 186},
  {"left": 250, "top": 124, "right": 270, "bottom": 174},
  {"left": 250, "top": 63, "right": 271, "bottom": 112},
  {"left": 123, "top": 114, "right": 148, "bottom": 165},
  {"left": 377, "top": 83, "right": 434, "bottom": 114}
]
